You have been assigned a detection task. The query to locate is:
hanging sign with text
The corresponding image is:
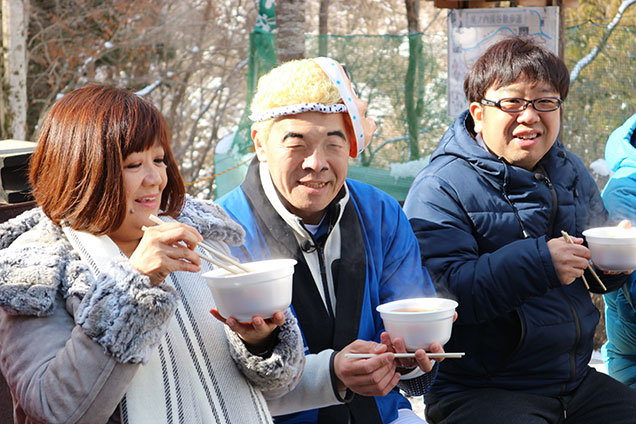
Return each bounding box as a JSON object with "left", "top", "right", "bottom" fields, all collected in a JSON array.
[{"left": 447, "top": 7, "right": 559, "bottom": 118}]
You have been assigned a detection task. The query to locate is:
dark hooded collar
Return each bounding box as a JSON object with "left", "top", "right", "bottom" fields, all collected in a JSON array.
[{"left": 432, "top": 110, "right": 570, "bottom": 188}]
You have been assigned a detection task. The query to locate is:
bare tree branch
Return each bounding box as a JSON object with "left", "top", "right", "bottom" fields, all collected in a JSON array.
[{"left": 570, "top": 0, "right": 636, "bottom": 83}]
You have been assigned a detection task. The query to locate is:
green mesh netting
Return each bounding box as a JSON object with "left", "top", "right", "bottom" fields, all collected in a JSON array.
[
  {"left": 215, "top": 21, "right": 636, "bottom": 200},
  {"left": 563, "top": 22, "right": 636, "bottom": 165},
  {"left": 216, "top": 32, "right": 452, "bottom": 200}
]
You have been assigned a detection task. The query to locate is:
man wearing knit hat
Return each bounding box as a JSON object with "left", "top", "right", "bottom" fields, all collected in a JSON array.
[{"left": 217, "top": 58, "right": 443, "bottom": 423}]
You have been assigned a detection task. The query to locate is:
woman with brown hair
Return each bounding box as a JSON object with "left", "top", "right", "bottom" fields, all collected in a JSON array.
[{"left": 0, "top": 84, "right": 304, "bottom": 423}]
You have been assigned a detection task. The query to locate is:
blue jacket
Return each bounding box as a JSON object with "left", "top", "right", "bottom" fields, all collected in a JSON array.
[
  {"left": 601, "top": 113, "right": 636, "bottom": 389},
  {"left": 217, "top": 160, "right": 436, "bottom": 423},
  {"left": 403, "top": 111, "right": 626, "bottom": 400}
]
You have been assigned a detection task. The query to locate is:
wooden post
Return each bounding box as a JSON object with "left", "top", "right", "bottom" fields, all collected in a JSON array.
[
  {"left": 557, "top": 0, "right": 565, "bottom": 59},
  {"left": 557, "top": 0, "right": 565, "bottom": 139}
]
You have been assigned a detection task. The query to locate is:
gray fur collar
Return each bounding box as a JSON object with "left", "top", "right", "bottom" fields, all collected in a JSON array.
[
  {"left": 0, "top": 197, "right": 245, "bottom": 316},
  {"left": 0, "top": 206, "right": 46, "bottom": 251},
  {"left": 0, "top": 208, "right": 72, "bottom": 316}
]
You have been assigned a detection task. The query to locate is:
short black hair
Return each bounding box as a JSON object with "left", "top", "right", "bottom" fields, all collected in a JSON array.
[{"left": 464, "top": 36, "right": 570, "bottom": 103}]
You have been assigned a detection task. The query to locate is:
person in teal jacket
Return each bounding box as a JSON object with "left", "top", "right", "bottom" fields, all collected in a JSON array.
[
  {"left": 601, "top": 113, "right": 636, "bottom": 389},
  {"left": 216, "top": 58, "right": 446, "bottom": 423}
]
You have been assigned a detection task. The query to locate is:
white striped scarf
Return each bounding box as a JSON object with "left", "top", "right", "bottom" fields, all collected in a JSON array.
[{"left": 63, "top": 226, "right": 273, "bottom": 424}]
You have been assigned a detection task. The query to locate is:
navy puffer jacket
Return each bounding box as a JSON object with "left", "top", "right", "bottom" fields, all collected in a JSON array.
[{"left": 404, "top": 111, "right": 627, "bottom": 400}]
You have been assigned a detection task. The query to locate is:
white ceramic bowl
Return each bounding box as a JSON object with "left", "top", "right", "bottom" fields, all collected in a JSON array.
[
  {"left": 202, "top": 258, "right": 296, "bottom": 322},
  {"left": 376, "top": 297, "right": 458, "bottom": 351},
  {"left": 583, "top": 227, "right": 636, "bottom": 272}
]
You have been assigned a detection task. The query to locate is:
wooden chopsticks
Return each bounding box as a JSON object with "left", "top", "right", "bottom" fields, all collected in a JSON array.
[
  {"left": 145, "top": 214, "right": 248, "bottom": 274},
  {"left": 561, "top": 230, "right": 607, "bottom": 291},
  {"left": 345, "top": 352, "right": 465, "bottom": 359},
  {"left": 196, "top": 238, "right": 250, "bottom": 273}
]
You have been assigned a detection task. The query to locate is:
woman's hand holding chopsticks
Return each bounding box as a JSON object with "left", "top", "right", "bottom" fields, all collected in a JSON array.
[
  {"left": 131, "top": 219, "right": 203, "bottom": 286},
  {"left": 148, "top": 214, "right": 247, "bottom": 274}
]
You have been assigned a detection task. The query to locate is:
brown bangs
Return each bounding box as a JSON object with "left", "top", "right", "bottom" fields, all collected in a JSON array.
[{"left": 30, "top": 84, "right": 185, "bottom": 234}]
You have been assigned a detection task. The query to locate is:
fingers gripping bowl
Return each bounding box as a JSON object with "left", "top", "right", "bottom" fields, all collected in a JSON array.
[
  {"left": 202, "top": 259, "right": 297, "bottom": 322},
  {"left": 582, "top": 227, "right": 636, "bottom": 272},
  {"left": 376, "top": 297, "right": 458, "bottom": 352}
]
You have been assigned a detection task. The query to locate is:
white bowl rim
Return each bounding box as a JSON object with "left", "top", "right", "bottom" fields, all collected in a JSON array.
[
  {"left": 376, "top": 297, "right": 458, "bottom": 314},
  {"left": 582, "top": 226, "right": 636, "bottom": 239},
  {"left": 202, "top": 258, "right": 297, "bottom": 282}
]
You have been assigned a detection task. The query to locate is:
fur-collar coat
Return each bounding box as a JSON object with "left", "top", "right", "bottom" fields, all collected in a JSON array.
[{"left": 0, "top": 198, "right": 304, "bottom": 423}]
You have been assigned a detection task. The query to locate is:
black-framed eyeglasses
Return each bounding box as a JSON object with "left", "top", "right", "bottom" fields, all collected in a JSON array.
[{"left": 480, "top": 97, "right": 563, "bottom": 113}]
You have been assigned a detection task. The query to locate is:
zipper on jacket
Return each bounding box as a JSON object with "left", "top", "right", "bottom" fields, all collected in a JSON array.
[
  {"left": 534, "top": 167, "right": 558, "bottom": 237},
  {"left": 499, "top": 158, "right": 530, "bottom": 239},
  {"left": 501, "top": 192, "right": 530, "bottom": 238},
  {"left": 558, "top": 289, "right": 581, "bottom": 395},
  {"left": 558, "top": 396, "right": 568, "bottom": 422}
]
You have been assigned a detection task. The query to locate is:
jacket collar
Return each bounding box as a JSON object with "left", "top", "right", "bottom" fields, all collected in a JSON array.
[{"left": 434, "top": 110, "right": 570, "bottom": 189}]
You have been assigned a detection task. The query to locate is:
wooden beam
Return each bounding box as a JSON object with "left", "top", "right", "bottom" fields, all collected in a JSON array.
[
  {"left": 517, "top": 0, "right": 578, "bottom": 6},
  {"left": 427, "top": 0, "right": 578, "bottom": 8}
]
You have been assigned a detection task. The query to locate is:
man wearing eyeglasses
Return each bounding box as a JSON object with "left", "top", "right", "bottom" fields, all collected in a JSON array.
[{"left": 403, "top": 36, "right": 636, "bottom": 423}]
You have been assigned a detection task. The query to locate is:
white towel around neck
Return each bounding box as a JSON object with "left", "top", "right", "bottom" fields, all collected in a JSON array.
[{"left": 62, "top": 225, "right": 272, "bottom": 424}]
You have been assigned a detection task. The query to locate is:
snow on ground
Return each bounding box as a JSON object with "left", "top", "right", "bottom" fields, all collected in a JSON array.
[{"left": 389, "top": 157, "right": 431, "bottom": 180}]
